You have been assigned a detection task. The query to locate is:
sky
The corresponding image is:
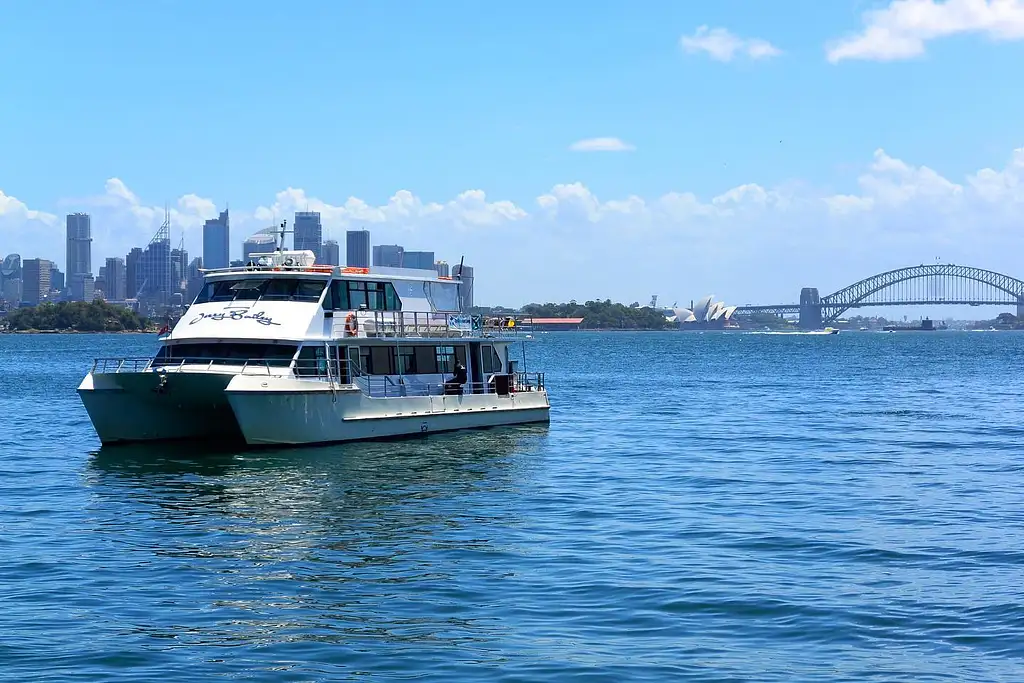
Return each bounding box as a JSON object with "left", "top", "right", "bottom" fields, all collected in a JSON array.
[{"left": 2, "top": 0, "right": 1024, "bottom": 309}]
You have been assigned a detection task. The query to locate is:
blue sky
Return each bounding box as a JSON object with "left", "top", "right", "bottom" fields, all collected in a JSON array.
[{"left": 2, "top": 0, "right": 1024, "bottom": 308}]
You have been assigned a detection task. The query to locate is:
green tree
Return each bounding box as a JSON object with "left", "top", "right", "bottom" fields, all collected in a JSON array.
[{"left": 7, "top": 300, "right": 150, "bottom": 332}]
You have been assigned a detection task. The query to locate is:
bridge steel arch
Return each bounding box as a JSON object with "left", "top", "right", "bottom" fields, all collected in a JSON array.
[{"left": 819, "top": 264, "right": 1024, "bottom": 324}]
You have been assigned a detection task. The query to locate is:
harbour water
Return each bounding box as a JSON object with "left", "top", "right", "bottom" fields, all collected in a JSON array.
[{"left": 2, "top": 331, "right": 1023, "bottom": 681}]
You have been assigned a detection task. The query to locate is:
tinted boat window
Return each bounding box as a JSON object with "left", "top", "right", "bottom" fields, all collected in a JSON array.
[
  {"left": 333, "top": 280, "right": 402, "bottom": 311},
  {"left": 231, "top": 279, "right": 265, "bottom": 301},
  {"left": 152, "top": 343, "right": 297, "bottom": 366},
  {"left": 351, "top": 344, "right": 468, "bottom": 375},
  {"left": 193, "top": 278, "right": 326, "bottom": 304}
]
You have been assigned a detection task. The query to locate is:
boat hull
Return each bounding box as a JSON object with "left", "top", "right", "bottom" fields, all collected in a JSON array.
[
  {"left": 224, "top": 375, "right": 551, "bottom": 446},
  {"left": 77, "top": 371, "right": 241, "bottom": 444},
  {"left": 78, "top": 371, "right": 550, "bottom": 447}
]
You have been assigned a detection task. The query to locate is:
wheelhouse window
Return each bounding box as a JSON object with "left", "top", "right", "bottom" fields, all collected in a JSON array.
[
  {"left": 435, "top": 345, "right": 466, "bottom": 374},
  {"left": 323, "top": 280, "right": 402, "bottom": 312},
  {"left": 194, "top": 278, "right": 327, "bottom": 305},
  {"left": 153, "top": 343, "right": 298, "bottom": 366},
  {"left": 481, "top": 345, "right": 503, "bottom": 373}
]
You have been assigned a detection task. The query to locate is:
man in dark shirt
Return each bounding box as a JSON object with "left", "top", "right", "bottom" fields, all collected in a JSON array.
[{"left": 444, "top": 361, "right": 467, "bottom": 395}]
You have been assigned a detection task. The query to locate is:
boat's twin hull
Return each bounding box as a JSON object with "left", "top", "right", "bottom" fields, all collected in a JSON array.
[
  {"left": 78, "top": 371, "right": 242, "bottom": 442},
  {"left": 78, "top": 371, "right": 550, "bottom": 446}
]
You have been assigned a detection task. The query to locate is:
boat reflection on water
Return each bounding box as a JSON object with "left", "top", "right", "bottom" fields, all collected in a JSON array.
[
  {"left": 83, "top": 424, "right": 549, "bottom": 656},
  {"left": 86, "top": 425, "right": 550, "bottom": 533}
]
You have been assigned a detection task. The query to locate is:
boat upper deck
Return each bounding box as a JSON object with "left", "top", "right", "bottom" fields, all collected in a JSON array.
[{"left": 168, "top": 249, "right": 530, "bottom": 343}]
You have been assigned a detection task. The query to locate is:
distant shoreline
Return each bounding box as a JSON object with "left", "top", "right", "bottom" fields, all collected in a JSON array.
[{"left": 1, "top": 329, "right": 159, "bottom": 335}]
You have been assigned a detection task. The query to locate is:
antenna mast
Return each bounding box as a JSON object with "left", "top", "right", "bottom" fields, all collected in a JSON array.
[{"left": 277, "top": 220, "right": 289, "bottom": 252}]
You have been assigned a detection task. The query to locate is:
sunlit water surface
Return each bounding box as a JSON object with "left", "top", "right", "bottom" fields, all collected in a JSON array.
[{"left": 2, "top": 331, "right": 1023, "bottom": 681}]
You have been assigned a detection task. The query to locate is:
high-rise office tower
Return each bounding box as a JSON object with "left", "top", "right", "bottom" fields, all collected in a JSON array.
[
  {"left": 104, "top": 257, "right": 127, "bottom": 301},
  {"left": 243, "top": 234, "right": 276, "bottom": 263},
  {"left": 293, "top": 212, "right": 322, "bottom": 262},
  {"left": 186, "top": 257, "right": 205, "bottom": 302},
  {"left": 346, "top": 229, "right": 370, "bottom": 268},
  {"left": 50, "top": 266, "right": 64, "bottom": 293},
  {"left": 170, "top": 248, "right": 188, "bottom": 294},
  {"left": 23, "top": 258, "right": 53, "bottom": 306},
  {"left": 203, "top": 209, "right": 230, "bottom": 269},
  {"left": 70, "top": 273, "right": 95, "bottom": 302},
  {"left": 322, "top": 240, "right": 340, "bottom": 266},
  {"left": 95, "top": 266, "right": 107, "bottom": 298},
  {"left": 1, "top": 253, "right": 23, "bottom": 304},
  {"left": 125, "top": 247, "right": 142, "bottom": 300},
  {"left": 139, "top": 231, "right": 172, "bottom": 303},
  {"left": 373, "top": 244, "right": 404, "bottom": 268},
  {"left": 434, "top": 260, "right": 450, "bottom": 277},
  {"left": 403, "top": 250, "right": 435, "bottom": 270},
  {"left": 66, "top": 213, "right": 92, "bottom": 295}
]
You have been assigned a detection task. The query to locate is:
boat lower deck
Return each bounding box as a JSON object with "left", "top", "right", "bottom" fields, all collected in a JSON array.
[{"left": 78, "top": 367, "right": 550, "bottom": 447}]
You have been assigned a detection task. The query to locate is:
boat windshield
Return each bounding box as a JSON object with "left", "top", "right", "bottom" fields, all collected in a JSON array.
[
  {"left": 194, "top": 278, "right": 326, "bottom": 304},
  {"left": 152, "top": 342, "right": 298, "bottom": 366}
]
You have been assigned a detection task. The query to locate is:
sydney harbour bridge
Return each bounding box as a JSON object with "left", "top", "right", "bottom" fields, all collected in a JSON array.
[{"left": 734, "top": 264, "right": 1024, "bottom": 329}]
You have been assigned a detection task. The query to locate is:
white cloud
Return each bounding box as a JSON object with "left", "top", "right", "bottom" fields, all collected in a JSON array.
[
  {"left": 569, "top": 137, "right": 636, "bottom": 152},
  {"left": 680, "top": 26, "right": 782, "bottom": 62},
  {"left": 3, "top": 145, "right": 1024, "bottom": 305},
  {"left": 251, "top": 187, "right": 527, "bottom": 235},
  {"left": 0, "top": 190, "right": 57, "bottom": 225},
  {"left": 827, "top": 0, "right": 1024, "bottom": 63}
]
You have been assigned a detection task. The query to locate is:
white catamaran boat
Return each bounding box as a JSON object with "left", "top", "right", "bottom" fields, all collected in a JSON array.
[{"left": 78, "top": 240, "right": 549, "bottom": 446}]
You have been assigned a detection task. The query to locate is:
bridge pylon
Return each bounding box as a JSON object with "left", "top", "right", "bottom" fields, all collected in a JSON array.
[{"left": 799, "top": 287, "right": 822, "bottom": 330}]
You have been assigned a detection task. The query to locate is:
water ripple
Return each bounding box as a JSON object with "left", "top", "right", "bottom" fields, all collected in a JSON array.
[{"left": 2, "top": 332, "right": 1024, "bottom": 681}]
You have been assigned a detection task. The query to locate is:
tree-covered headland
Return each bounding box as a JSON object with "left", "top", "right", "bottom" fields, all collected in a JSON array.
[
  {"left": 516, "top": 299, "right": 671, "bottom": 329},
  {"left": 4, "top": 301, "right": 152, "bottom": 332}
]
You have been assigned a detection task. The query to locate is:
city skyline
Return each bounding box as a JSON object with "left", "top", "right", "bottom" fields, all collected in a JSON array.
[
  {"left": 2, "top": 1, "right": 1024, "bottom": 307},
  {"left": 0, "top": 207, "right": 463, "bottom": 310}
]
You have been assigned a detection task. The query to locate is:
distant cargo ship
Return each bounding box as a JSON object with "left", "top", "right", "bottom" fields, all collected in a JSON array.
[{"left": 882, "top": 318, "right": 944, "bottom": 332}]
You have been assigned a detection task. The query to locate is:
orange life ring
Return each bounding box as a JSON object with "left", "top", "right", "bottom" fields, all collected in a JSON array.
[{"left": 344, "top": 312, "right": 358, "bottom": 337}]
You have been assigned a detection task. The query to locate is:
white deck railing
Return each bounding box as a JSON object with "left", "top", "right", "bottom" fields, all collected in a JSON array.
[
  {"left": 91, "top": 357, "right": 289, "bottom": 376},
  {"left": 340, "top": 311, "right": 532, "bottom": 340},
  {"left": 90, "top": 355, "right": 545, "bottom": 398}
]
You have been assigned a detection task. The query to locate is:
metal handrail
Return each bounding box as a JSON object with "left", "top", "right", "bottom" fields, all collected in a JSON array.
[
  {"left": 92, "top": 356, "right": 291, "bottom": 376},
  {"left": 337, "top": 311, "right": 533, "bottom": 340},
  {"left": 90, "top": 356, "right": 545, "bottom": 397},
  {"left": 355, "top": 372, "right": 545, "bottom": 398}
]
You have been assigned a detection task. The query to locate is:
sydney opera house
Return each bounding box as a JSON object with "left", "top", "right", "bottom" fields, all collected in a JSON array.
[{"left": 667, "top": 296, "right": 738, "bottom": 328}]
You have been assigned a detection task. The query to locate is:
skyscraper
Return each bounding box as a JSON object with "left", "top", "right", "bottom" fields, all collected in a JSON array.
[
  {"left": 373, "top": 244, "right": 404, "bottom": 268},
  {"left": 105, "top": 257, "right": 127, "bottom": 301},
  {"left": 346, "top": 229, "right": 370, "bottom": 268},
  {"left": 23, "top": 258, "right": 53, "bottom": 306},
  {"left": 403, "top": 250, "right": 435, "bottom": 270},
  {"left": 2, "top": 254, "right": 23, "bottom": 305},
  {"left": 125, "top": 247, "right": 142, "bottom": 299},
  {"left": 293, "top": 211, "right": 322, "bottom": 262},
  {"left": 138, "top": 229, "right": 172, "bottom": 304},
  {"left": 50, "top": 266, "right": 64, "bottom": 293},
  {"left": 186, "top": 257, "right": 204, "bottom": 302},
  {"left": 171, "top": 248, "right": 188, "bottom": 294},
  {"left": 243, "top": 234, "right": 276, "bottom": 263},
  {"left": 453, "top": 264, "right": 474, "bottom": 310},
  {"left": 70, "top": 273, "right": 95, "bottom": 302},
  {"left": 95, "top": 266, "right": 107, "bottom": 297},
  {"left": 435, "top": 260, "right": 450, "bottom": 277},
  {"left": 322, "top": 240, "right": 340, "bottom": 266},
  {"left": 203, "top": 209, "right": 230, "bottom": 269},
  {"left": 66, "top": 213, "right": 92, "bottom": 293}
]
